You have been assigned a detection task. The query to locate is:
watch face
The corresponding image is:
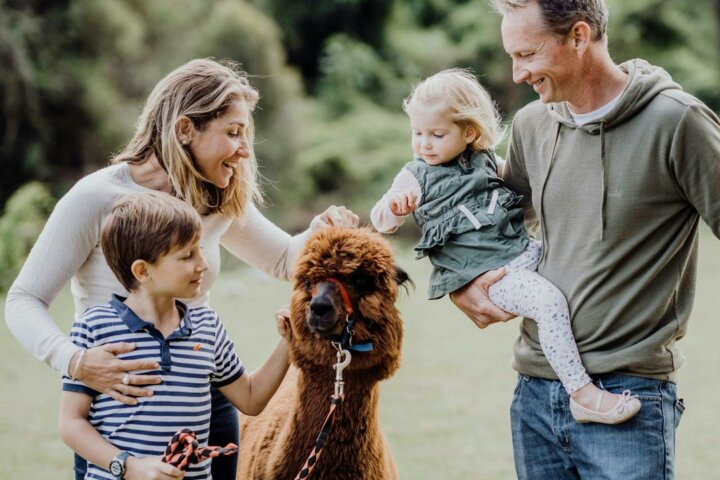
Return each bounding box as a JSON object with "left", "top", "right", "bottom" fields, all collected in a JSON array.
[{"left": 109, "top": 459, "right": 123, "bottom": 476}]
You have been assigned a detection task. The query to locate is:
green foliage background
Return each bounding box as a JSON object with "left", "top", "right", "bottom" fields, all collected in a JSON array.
[
  {"left": 3, "top": 0, "right": 719, "bottom": 213},
  {"left": 2, "top": 0, "right": 719, "bottom": 289}
]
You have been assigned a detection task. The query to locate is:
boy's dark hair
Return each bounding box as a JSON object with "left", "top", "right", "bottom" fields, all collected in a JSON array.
[{"left": 101, "top": 192, "right": 202, "bottom": 291}]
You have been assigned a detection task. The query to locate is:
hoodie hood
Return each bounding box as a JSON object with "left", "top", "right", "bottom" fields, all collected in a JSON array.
[
  {"left": 540, "top": 59, "right": 682, "bottom": 239},
  {"left": 547, "top": 59, "right": 682, "bottom": 133}
]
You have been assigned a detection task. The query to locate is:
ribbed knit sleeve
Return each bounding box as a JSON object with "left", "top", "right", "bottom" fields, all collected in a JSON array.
[
  {"left": 5, "top": 178, "right": 109, "bottom": 375},
  {"left": 220, "top": 203, "right": 311, "bottom": 281}
]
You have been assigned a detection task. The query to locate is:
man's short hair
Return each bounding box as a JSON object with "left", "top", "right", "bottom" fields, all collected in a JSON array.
[
  {"left": 101, "top": 191, "right": 203, "bottom": 291},
  {"left": 492, "top": 0, "right": 608, "bottom": 41}
]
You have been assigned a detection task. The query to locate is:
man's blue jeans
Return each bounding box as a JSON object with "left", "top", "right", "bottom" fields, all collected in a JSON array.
[{"left": 511, "top": 373, "right": 685, "bottom": 479}]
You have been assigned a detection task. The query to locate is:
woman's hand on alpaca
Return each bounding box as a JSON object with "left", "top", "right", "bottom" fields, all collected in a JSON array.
[
  {"left": 275, "top": 305, "right": 292, "bottom": 341},
  {"left": 125, "top": 456, "right": 184, "bottom": 480},
  {"left": 449, "top": 268, "right": 516, "bottom": 329},
  {"left": 70, "top": 343, "right": 162, "bottom": 405},
  {"left": 310, "top": 205, "right": 360, "bottom": 231},
  {"left": 389, "top": 192, "right": 417, "bottom": 216}
]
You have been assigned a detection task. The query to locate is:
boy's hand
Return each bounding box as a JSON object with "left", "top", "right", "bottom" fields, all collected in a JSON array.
[
  {"left": 275, "top": 306, "right": 292, "bottom": 340},
  {"left": 125, "top": 455, "right": 184, "bottom": 479},
  {"left": 389, "top": 192, "right": 417, "bottom": 216}
]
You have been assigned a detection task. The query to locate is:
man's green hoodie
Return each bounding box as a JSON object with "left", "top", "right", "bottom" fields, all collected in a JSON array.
[{"left": 504, "top": 59, "right": 720, "bottom": 381}]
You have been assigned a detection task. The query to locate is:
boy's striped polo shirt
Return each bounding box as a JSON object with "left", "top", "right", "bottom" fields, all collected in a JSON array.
[{"left": 63, "top": 294, "right": 244, "bottom": 479}]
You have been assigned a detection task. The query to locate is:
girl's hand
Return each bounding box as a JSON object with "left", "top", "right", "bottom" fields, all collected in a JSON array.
[
  {"left": 310, "top": 205, "right": 360, "bottom": 231},
  {"left": 275, "top": 306, "right": 292, "bottom": 340},
  {"left": 69, "top": 344, "right": 162, "bottom": 405},
  {"left": 389, "top": 192, "right": 417, "bottom": 216},
  {"left": 125, "top": 456, "right": 185, "bottom": 479}
]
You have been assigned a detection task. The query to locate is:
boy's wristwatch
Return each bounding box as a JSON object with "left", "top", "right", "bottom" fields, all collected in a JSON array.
[{"left": 109, "top": 451, "right": 134, "bottom": 479}]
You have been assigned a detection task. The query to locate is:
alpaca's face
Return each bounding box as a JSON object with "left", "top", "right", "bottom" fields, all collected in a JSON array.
[
  {"left": 290, "top": 227, "right": 410, "bottom": 375},
  {"left": 307, "top": 279, "right": 353, "bottom": 336}
]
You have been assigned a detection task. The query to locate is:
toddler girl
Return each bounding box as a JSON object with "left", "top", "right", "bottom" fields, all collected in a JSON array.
[{"left": 371, "top": 69, "right": 640, "bottom": 424}]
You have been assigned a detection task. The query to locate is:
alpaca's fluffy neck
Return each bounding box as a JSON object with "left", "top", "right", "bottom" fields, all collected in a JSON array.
[{"left": 274, "top": 366, "right": 395, "bottom": 480}]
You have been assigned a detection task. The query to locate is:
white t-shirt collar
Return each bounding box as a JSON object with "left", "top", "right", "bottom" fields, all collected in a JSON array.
[{"left": 569, "top": 92, "right": 622, "bottom": 126}]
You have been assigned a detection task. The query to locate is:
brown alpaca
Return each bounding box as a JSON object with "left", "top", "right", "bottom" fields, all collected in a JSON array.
[{"left": 238, "top": 227, "right": 409, "bottom": 480}]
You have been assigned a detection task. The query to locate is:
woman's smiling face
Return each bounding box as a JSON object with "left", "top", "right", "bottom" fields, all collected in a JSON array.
[{"left": 188, "top": 99, "right": 251, "bottom": 189}]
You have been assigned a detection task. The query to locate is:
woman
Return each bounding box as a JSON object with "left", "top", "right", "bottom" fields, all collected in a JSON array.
[{"left": 4, "top": 58, "right": 358, "bottom": 479}]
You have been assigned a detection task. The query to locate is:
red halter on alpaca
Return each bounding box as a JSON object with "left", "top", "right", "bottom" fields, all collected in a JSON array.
[
  {"left": 311, "top": 277, "right": 373, "bottom": 353},
  {"left": 311, "top": 277, "right": 353, "bottom": 315}
]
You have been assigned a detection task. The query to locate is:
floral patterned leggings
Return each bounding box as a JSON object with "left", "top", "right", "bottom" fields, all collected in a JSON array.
[{"left": 488, "top": 240, "right": 591, "bottom": 394}]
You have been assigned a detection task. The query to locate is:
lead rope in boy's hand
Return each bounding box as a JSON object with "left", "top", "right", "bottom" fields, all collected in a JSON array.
[{"left": 162, "top": 428, "right": 238, "bottom": 471}]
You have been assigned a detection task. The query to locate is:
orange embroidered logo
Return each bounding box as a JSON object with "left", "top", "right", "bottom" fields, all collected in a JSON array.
[{"left": 193, "top": 344, "right": 202, "bottom": 351}]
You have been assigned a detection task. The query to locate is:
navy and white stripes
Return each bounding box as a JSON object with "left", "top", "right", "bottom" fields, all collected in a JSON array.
[{"left": 62, "top": 295, "right": 243, "bottom": 479}]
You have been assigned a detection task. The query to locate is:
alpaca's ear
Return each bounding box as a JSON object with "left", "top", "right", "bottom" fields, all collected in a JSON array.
[{"left": 393, "top": 265, "right": 413, "bottom": 291}]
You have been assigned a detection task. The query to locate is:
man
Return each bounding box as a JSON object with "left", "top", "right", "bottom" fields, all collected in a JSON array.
[{"left": 450, "top": 0, "right": 720, "bottom": 478}]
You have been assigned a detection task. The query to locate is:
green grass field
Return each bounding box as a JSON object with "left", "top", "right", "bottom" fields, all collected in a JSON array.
[{"left": 1, "top": 228, "right": 718, "bottom": 479}]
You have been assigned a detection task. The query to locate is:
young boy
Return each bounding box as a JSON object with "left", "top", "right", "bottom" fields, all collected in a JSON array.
[{"left": 59, "top": 192, "right": 290, "bottom": 480}]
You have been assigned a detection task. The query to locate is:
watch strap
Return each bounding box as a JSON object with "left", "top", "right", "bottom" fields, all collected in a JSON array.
[{"left": 110, "top": 450, "right": 134, "bottom": 479}]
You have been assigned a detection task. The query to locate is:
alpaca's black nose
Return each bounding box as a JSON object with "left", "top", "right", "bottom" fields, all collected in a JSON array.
[{"left": 309, "top": 296, "right": 333, "bottom": 317}]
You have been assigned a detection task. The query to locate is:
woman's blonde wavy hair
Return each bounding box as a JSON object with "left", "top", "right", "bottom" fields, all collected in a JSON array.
[
  {"left": 402, "top": 68, "right": 503, "bottom": 151},
  {"left": 112, "top": 58, "right": 262, "bottom": 218}
]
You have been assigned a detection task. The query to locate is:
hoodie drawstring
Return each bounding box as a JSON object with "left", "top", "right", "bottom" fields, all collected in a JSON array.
[
  {"left": 599, "top": 121, "right": 608, "bottom": 241},
  {"left": 538, "top": 122, "right": 563, "bottom": 264}
]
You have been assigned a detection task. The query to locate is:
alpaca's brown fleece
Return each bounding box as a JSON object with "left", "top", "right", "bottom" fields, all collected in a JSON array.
[{"left": 238, "top": 227, "right": 404, "bottom": 480}]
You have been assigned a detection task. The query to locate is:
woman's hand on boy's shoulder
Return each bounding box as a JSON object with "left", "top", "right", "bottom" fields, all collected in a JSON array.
[{"left": 450, "top": 269, "right": 516, "bottom": 329}]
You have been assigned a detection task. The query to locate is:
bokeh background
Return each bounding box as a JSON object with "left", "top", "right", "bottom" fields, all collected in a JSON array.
[{"left": 1, "top": 1, "right": 719, "bottom": 478}]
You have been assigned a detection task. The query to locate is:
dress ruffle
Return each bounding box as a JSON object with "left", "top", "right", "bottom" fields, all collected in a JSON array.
[{"left": 415, "top": 199, "right": 492, "bottom": 257}]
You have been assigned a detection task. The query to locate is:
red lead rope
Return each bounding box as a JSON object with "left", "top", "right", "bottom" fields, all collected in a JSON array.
[
  {"left": 294, "top": 394, "right": 343, "bottom": 480},
  {"left": 162, "top": 428, "right": 238, "bottom": 471}
]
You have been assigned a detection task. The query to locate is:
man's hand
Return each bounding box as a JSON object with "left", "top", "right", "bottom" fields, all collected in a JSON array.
[
  {"left": 450, "top": 268, "right": 516, "bottom": 329},
  {"left": 388, "top": 192, "right": 417, "bottom": 216}
]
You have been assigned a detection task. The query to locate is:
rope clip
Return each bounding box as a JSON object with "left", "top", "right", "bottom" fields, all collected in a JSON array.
[{"left": 333, "top": 348, "right": 352, "bottom": 398}]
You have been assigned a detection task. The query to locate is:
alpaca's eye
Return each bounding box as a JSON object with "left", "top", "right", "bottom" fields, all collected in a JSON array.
[
  {"left": 297, "top": 277, "right": 312, "bottom": 292},
  {"left": 350, "top": 272, "right": 374, "bottom": 292}
]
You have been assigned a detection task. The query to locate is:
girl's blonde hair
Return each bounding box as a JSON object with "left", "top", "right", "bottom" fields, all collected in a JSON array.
[
  {"left": 112, "top": 58, "right": 261, "bottom": 218},
  {"left": 402, "top": 68, "right": 502, "bottom": 150}
]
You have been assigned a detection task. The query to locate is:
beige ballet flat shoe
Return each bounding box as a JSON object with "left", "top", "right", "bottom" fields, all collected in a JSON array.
[{"left": 570, "top": 389, "right": 641, "bottom": 425}]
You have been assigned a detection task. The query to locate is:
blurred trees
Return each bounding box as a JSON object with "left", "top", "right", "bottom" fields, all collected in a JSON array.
[
  {"left": 279, "top": 0, "right": 720, "bottom": 228},
  {"left": 0, "top": 182, "right": 55, "bottom": 291},
  {"left": 255, "top": 0, "right": 393, "bottom": 88},
  {"left": 1, "top": 0, "right": 719, "bottom": 231},
  {"left": 0, "top": 0, "right": 303, "bottom": 208}
]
